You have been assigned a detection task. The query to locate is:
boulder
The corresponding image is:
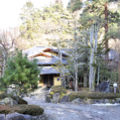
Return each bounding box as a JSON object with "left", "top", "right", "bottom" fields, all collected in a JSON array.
[
  {"left": 11, "top": 96, "right": 27, "bottom": 104},
  {"left": 0, "top": 96, "right": 27, "bottom": 106},
  {"left": 60, "top": 96, "right": 69, "bottom": 103},
  {"left": 46, "top": 95, "right": 51, "bottom": 103},
  {"left": 0, "top": 114, "right": 5, "bottom": 120},
  {"left": 30, "top": 114, "right": 47, "bottom": 120},
  {"left": 116, "top": 98, "right": 120, "bottom": 103},
  {"left": 0, "top": 97, "right": 17, "bottom": 106},
  {"left": 6, "top": 112, "right": 47, "bottom": 120},
  {"left": 111, "top": 99, "right": 116, "bottom": 104},
  {"left": 71, "top": 98, "right": 83, "bottom": 104},
  {"left": 84, "top": 99, "right": 94, "bottom": 104},
  {"left": 7, "top": 84, "right": 20, "bottom": 96},
  {"left": 96, "top": 81, "right": 110, "bottom": 93},
  {"left": 104, "top": 99, "right": 110, "bottom": 103},
  {"left": 6, "top": 113, "right": 25, "bottom": 120},
  {"left": 52, "top": 93, "right": 60, "bottom": 103}
]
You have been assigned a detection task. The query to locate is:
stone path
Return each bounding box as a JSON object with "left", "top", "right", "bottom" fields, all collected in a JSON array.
[{"left": 28, "top": 86, "right": 49, "bottom": 103}]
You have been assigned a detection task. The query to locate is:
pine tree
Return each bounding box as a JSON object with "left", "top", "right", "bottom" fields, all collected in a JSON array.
[
  {"left": 1, "top": 50, "right": 40, "bottom": 94},
  {"left": 68, "top": 0, "right": 120, "bottom": 53}
]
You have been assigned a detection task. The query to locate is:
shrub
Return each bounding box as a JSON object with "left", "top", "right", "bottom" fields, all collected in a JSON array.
[
  {"left": 14, "top": 105, "right": 44, "bottom": 116},
  {"left": 68, "top": 92, "right": 120, "bottom": 101},
  {"left": 0, "top": 105, "right": 44, "bottom": 116},
  {"left": 50, "top": 86, "right": 67, "bottom": 94}
]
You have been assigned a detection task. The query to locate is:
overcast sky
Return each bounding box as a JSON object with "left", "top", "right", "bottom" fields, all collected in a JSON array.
[{"left": 0, "top": 0, "right": 69, "bottom": 30}]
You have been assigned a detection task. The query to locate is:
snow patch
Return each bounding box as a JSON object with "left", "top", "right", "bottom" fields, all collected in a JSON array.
[{"left": 92, "top": 103, "right": 120, "bottom": 106}]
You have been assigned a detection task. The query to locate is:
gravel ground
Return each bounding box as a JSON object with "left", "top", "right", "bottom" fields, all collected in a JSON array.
[{"left": 24, "top": 95, "right": 120, "bottom": 120}]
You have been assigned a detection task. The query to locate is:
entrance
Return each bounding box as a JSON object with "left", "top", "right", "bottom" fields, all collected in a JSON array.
[{"left": 41, "top": 75, "right": 54, "bottom": 87}]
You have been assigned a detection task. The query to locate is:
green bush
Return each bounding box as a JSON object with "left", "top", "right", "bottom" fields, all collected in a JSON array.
[
  {"left": 50, "top": 86, "right": 67, "bottom": 94},
  {"left": 69, "top": 92, "right": 120, "bottom": 101}
]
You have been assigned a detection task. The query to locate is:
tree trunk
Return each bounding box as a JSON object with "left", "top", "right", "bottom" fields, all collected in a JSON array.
[
  {"left": 74, "top": 61, "right": 78, "bottom": 91},
  {"left": 57, "top": 39, "right": 66, "bottom": 87},
  {"left": 1, "top": 48, "right": 8, "bottom": 77},
  {"left": 89, "top": 24, "right": 98, "bottom": 91},
  {"left": 97, "top": 65, "right": 100, "bottom": 86},
  {"left": 83, "top": 73, "right": 87, "bottom": 87},
  {"left": 89, "top": 25, "right": 94, "bottom": 91},
  {"left": 118, "top": 61, "right": 120, "bottom": 89},
  {"left": 104, "top": 2, "right": 109, "bottom": 60},
  {"left": 73, "top": 20, "right": 79, "bottom": 92}
]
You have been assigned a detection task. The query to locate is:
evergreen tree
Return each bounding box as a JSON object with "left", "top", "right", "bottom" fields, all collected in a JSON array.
[
  {"left": 68, "top": 0, "right": 120, "bottom": 53},
  {"left": 1, "top": 50, "right": 40, "bottom": 94},
  {"left": 68, "top": 0, "right": 120, "bottom": 91},
  {"left": 20, "top": 1, "right": 73, "bottom": 48}
]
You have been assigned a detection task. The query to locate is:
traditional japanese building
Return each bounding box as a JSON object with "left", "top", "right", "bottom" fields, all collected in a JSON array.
[{"left": 23, "top": 46, "right": 69, "bottom": 87}]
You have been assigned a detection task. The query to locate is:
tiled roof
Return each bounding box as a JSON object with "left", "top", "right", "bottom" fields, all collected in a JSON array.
[
  {"left": 23, "top": 46, "right": 69, "bottom": 57},
  {"left": 36, "top": 56, "right": 68, "bottom": 65},
  {"left": 40, "top": 66, "right": 69, "bottom": 75},
  {"left": 23, "top": 46, "right": 68, "bottom": 65},
  {"left": 40, "top": 67, "right": 59, "bottom": 75},
  {"left": 23, "top": 46, "right": 46, "bottom": 57}
]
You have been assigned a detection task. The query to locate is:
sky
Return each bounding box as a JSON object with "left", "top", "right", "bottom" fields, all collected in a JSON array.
[{"left": 0, "top": 0, "right": 70, "bottom": 30}]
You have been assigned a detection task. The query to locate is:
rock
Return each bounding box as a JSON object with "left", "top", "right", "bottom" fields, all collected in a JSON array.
[
  {"left": 104, "top": 99, "right": 110, "bottom": 103},
  {"left": 21, "top": 114, "right": 31, "bottom": 120},
  {"left": 7, "top": 84, "right": 20, "bottom": 96},
  {"left": 0, "top": 101, "right": 5, "bottom": 105},
  {"left": 31, "top": 114, "right": 47, "bottom": 120},
  {"left": 6, "top": 113, "right": 47, "bottom": 120},
  {"left": 46, "top": 95, "right": 51, "bottom": 103},
  {"left": 60, "top": 96, "right": 69, "bottom": 103},
  {"left": 0, "top": 97, "right": 18, "bottom": 106},
  {"left": 0, "top": 114, "right": 5, "bottom": 120},
  {"left": 116, "top": 98, "right": 120, "bottom": 103},
  {"left": 0, "top": 96, "right": 27, "bottom": 106},
  {"left": 96, "top": 81, "right": 110, "bottom": 93},
  {"left": 52, "top": 93, "right": 60, "bottom": 103},
  {"left": 6, "top": 113, "right": 25, "bottom": 120},
  {"left": 84, "top": 99, "right": 94, "bottom": 104},
  {"left": 12, "top": 96, "right": 27, "bottom": 104},
  {"left": 71, "top": 98, "right": 83, "bottom": 104},
  {"left": 111, "top": 99, "right": 116, "bottom": 104},
  {"left": 0, "top": 112, "right": 47, "bottom": 120}
]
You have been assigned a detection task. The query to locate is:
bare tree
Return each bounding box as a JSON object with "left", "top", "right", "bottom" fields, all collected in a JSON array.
[{"left": 0, "top": 28, "right": 19, "bottom": 77}]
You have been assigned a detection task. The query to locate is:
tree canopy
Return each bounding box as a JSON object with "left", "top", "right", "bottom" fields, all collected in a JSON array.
[{"left": 20, "top": 1, "right": 74, "bottom": 48}]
